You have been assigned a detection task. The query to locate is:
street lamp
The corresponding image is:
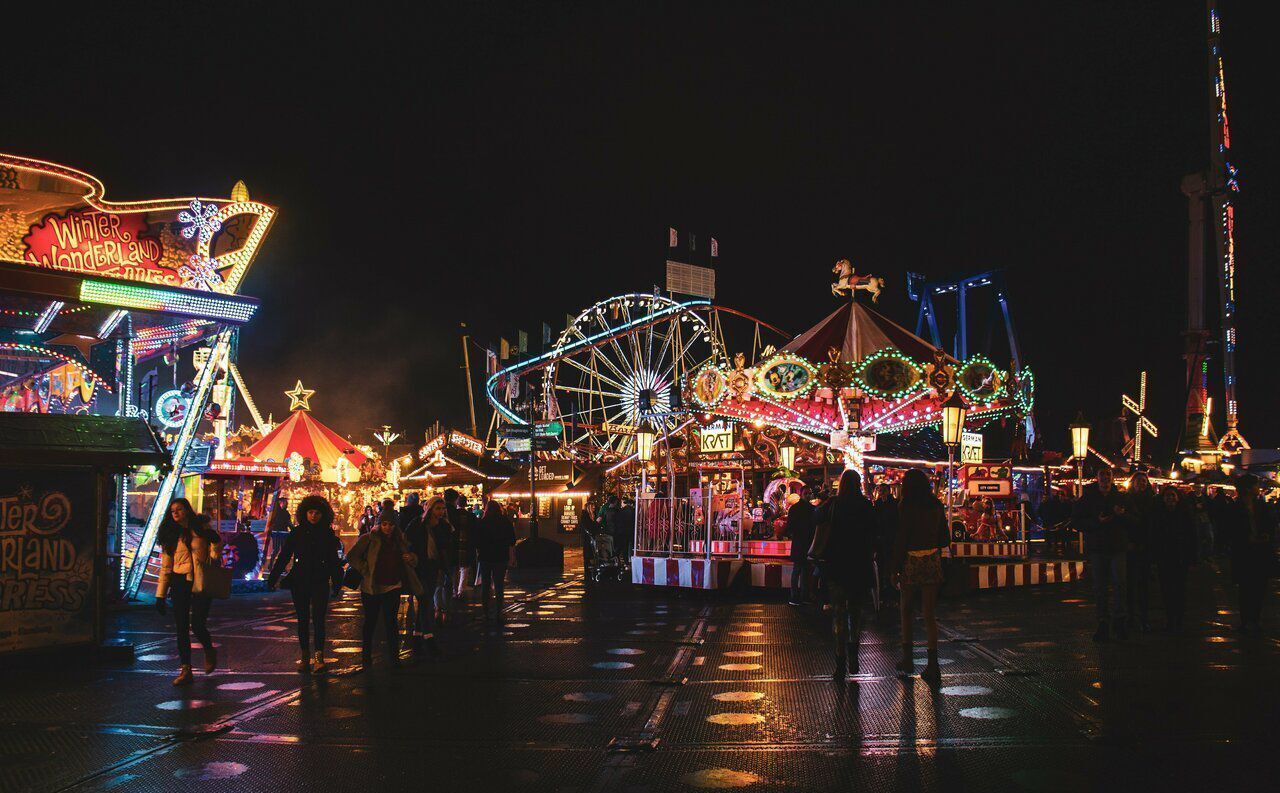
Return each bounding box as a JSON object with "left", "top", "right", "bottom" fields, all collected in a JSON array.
[
  {"left": 1069, "top": 411, "right": 1091, "bottom": 498},
  {"left": 940, "top": 391, "right": 967, "bottom": 530},
  {"left": 779, "top": 440, "right": 797, "bottom": 472},
  {"left": 636, "top": 422, "right": 656, "bottom": 496}
]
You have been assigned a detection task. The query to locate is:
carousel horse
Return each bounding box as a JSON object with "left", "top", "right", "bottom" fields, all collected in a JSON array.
[{"left": 831, "top": 259, "right": 885, "bottom": 302}]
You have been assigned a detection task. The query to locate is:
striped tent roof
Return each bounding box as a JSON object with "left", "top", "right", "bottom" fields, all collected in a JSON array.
[
  {"left": 246, "top": 409, "right": 367, "bottom": 469},
  {"left": 784, "top": 300, "right": 952, "bottom": 365}
]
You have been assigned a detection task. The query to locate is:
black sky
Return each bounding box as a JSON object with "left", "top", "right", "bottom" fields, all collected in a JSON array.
[{"left": 7, "top": 2, "right": 1278, "bottom": 457}]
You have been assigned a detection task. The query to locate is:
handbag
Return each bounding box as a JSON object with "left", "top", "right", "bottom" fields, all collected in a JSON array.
[
  {"left": 343, "top": 564, "right": 363, "bottom": 591},
  {"left": 186, "top": 536, "right": 232, "bottom": 599},
  {"left": 198, "top": 564, "right": 234, "bottom": 599}
]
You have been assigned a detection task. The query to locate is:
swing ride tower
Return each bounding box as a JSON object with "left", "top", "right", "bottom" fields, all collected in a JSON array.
[{"left": 1181, "top": 0, "right": 1248, "bottom": 461}]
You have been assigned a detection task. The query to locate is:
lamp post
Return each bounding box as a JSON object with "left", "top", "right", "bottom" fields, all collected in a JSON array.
[
  {"left": 636, "top": 422, "right": 656, "bottom": 497},
  {"left": 779, "top": 440, "right": 797, "bottom": 473},
  {"left": 1069, "top": 412, "right": 1091, "bottom": 498},
  {"left": 940, "top": 391, "right": 967, "bottom": 530}
]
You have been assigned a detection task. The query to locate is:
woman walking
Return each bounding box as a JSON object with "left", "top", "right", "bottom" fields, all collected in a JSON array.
[
  {"left": 892, "top": 468, "right": 950, "bottom": 684},
  {"left": 346, "top": 511, "right": 423, "bottom": 668},
  {"left": 813, "top": 469, "right": 876, "bottom": 680},
  {"left": 268, "top": 495, "right": 344, "bottom": 673},
  {"left": 474, "top": 499, "right": 517, "bottom": 620},
  {"left": 403, "top": 498, "right": 452, "bottom": 656},
  {"left": 155, "top": 498, "right": 222, "bottom": 686}
]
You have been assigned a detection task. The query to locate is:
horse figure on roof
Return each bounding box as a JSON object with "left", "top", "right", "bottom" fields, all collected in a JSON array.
[{"left": 831, "top": 259, "right": 885, "bottom": 302}]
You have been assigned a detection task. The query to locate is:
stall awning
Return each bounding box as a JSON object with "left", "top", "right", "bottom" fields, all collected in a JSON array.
[{"left": 0, "top": 413, "right": 166, "bottom": 467}]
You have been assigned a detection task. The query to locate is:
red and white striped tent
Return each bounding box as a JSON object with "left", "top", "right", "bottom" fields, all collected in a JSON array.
[{"left": 247, "top": 407, "right": 366, "bottom": 483}]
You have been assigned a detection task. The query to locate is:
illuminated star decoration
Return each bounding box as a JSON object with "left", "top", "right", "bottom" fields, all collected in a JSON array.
[
  {"left": 285, "top": 380, "right": 316, "bottom": 412},
  {"left": 178, "top": 199, "right": 222, "bottom": 243},
  {"left": 178, "top": 255, "right": 224, "bottom": 291}
]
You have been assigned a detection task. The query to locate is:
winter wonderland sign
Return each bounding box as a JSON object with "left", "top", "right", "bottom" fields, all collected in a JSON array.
[{"left": 0, "top": 153, "right": 275, "bottom": 295}]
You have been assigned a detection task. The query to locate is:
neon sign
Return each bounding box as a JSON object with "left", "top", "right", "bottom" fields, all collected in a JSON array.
[{"left": 22, "top": 208, "right": 166, "bottom": 283}]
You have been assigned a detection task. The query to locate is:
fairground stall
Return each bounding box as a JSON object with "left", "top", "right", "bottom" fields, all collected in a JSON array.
[
  {"left": 401, "top": 428, "right": 511, "bottom": 511},
  {"left": 0, "top": 152, "right": 277, "bottom": 601},
  {"left": 490, "top": 459, "right": 596, "bottom": 540}
]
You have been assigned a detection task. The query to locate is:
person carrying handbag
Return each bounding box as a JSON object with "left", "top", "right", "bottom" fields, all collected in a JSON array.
[
  {"left": 155, "top": 498, "right": 224, "bottom": 686},
  {"left": 268, "top": 495, "right": 344, "bottom": 674},
  {"left": 810, "top": 470, "right": 876, "bottom": 681}
]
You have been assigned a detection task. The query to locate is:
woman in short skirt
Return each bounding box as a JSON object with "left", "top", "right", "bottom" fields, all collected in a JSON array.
[{"left": 891, "top": 469, "right": 950, "bottom": 684}]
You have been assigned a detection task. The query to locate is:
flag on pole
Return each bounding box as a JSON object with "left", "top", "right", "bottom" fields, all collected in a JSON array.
[
  {"left": 499, "top": 337, "right": 510, "bottom": 360},
  {"left": 517, "top": 330, "right": 528, "bottom": 354},
  {"left": 668, "top": 227, "right": 678, "bottom": 247},
  {"left": 541, "top": 322, "right": 552, "bottom": 348},
  {"left": 690, "top": 233, "right": 696, "bottom": 252},
  {"left": 486, "top": 346, "right": 497, "bottom": 374},
  {"left": 711, "top": 237, "right": 719, "bottom": 258}
]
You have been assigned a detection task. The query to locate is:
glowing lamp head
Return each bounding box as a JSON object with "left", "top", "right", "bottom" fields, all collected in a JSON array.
[
  {"left": 779, "top": 440, "right": 797, "bottom": 471},
  {"left": 1069, "top": 411, "right": 1091, "bottom": 460},
  {"left": 940, "top": 391, "right": 967, "bottom": 447},
  {"left": 636, "top": 423, "right": 656, "bottom": 463}
]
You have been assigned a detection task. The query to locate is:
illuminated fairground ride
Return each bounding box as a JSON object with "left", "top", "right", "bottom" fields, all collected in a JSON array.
[
  {"left": 485, "top": 293, "right": 788, "bottom": 463},
  {"left": 0, "top": 152, "right": 277, "bottom": 600},
  {"left": 689, "top": 293, "right": 1034, "bottom": 474}
]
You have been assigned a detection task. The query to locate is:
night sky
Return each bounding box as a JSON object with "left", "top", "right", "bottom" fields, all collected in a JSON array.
[{"left": 8, "top": 2, "right": 1278, "bottom": 457}]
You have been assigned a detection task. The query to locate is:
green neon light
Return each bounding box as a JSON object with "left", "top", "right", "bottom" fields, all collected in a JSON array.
[{"left": 79, "top": 279, "right": 257, "bottom": 323}]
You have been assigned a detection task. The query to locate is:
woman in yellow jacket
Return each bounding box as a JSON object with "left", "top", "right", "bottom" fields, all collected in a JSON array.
[{"left": 155, "top": 498, "right": 223, "bottom": 685}]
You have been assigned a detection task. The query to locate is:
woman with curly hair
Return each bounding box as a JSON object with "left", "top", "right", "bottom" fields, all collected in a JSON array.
[{"left": 269, "top": 495, "right": 345, "bottom": 673}]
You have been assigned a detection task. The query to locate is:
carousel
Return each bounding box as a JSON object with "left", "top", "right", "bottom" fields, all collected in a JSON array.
[{"left": 636, "top": 262, "right": 1045, "bottom": 590}]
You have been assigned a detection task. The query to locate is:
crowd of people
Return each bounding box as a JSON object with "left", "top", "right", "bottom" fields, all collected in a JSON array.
[
  {"left": 1073, "top": 468, "right": 1275, "bottom": 640},
  {"left": 152, "top": 466, "right": 1274, "bottom": 688},
  {"left": 774, "top": 465, "right": 1277, "bottom": 685},
  {"left": 154, "top": 489, "right": 517, "bottom": 685}
]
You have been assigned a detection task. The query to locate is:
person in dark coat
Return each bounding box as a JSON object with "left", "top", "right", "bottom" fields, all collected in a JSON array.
[
  {"left": 1125, "top": 472, "right": 1158, "bottom": 632},
  {"left": 1223, "top": 475, "right": 1276, "bottom": 634},
  {"left": 614, "top": 499, "right": 636, "bottom": 559},
  {"left": 1153, "top": 486, "right": 1196, "bottom": 631},
  {"left": 785, "top": 486, "right": 816, "bottom": 606},
  {"left": 891, "top": 469, "right": 950, "bottom": 684},
  {"left": 812, "top": 469, "right": 876, "bottom": 680},
  {"left": 1073, "top": 467, "right": 1132, "bottom": 642},
  {"left": 268, "top": 495, "right": 344, "bottom": 673},
  {"left": 474, "top": 499, "right": 518, "bottom": 619},
  {"left": 872, "top": 484, "right": 899, "bottom": 606},
  {"left": 445, "top": 489, "right": 475, "bottom": 600},
  {"left": 402, "top": 497, "right": 453, "bottom": 656}
]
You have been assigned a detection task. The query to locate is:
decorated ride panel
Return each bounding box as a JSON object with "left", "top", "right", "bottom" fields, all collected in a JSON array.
[
  {"left": 0, "top": 153, "right": 275, "bottom": 295},
  {"left": 688, "top": 344, "right": 1027, "bottom": 438},
  {"left": 956, "top": 354, "right": 1005, "bottom": 404},
  {"left": 754, "top": 353, "right": 817, "bottom": 400}
]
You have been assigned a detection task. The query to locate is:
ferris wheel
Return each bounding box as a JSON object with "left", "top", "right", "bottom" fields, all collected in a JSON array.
[{"left": 541, "top": 294, "right": 724, "bottom": 459}]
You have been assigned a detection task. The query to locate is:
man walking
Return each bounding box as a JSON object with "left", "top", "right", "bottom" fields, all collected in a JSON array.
[{"left": 1074, "top": 467, "right": 1132, "bottom": 641}]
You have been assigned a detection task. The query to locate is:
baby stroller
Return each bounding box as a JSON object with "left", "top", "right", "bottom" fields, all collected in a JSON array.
[{"left": 584, "top": 531, "right": 627, "bottom": 583}]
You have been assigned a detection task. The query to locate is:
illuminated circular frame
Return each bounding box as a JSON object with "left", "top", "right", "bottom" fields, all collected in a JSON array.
[
  {"left": 956, "top": 354, "right": 1006, "bottom": 404},
  {"left": 688, "top": 363, "right": 729, "bottom": 409},
  {"left": 854, "top": 347, "right": 925, "bottom": 401},
  {"left": 754, "top": 353, "right": 818, "bottom": 401}
]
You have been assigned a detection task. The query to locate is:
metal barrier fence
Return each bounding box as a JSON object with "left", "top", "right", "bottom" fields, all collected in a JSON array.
[{"left": 634, "top": 495, "right": 745, "bottom": 558}]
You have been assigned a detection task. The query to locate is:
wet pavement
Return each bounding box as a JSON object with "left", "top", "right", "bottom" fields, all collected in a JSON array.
[{"left": 3, "top": 555, "right": 1278, "bottom": 792}]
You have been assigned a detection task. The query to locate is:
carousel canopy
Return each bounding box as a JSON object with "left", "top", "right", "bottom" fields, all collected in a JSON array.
[
  {"left": 247, "top": 408, "right": 367, "bottom": 470},
  {"left": 784, "top": 300, "right": 953, "bottom": 365}
]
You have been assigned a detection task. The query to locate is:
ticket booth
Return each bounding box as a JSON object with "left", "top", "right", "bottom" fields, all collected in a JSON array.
[{"left": 0, "top": 413, "right": 165, "bottom": 660}]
